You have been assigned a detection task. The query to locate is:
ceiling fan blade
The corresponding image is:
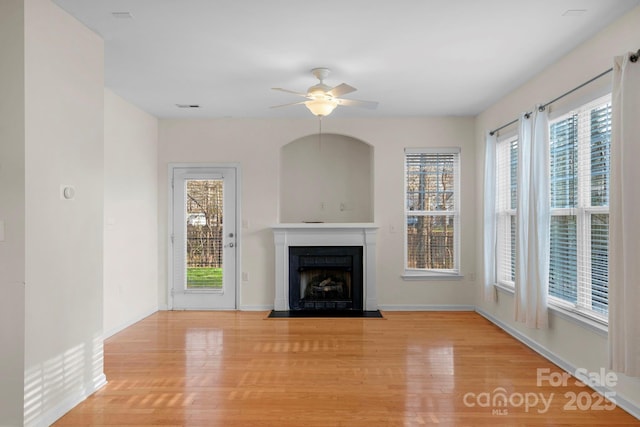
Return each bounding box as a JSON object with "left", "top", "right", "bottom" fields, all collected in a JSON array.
[
  {"left": 270, "top": 101, "right": 306, "bottom": 109},
  {"left": 327, "top": 83, "right": 356, "bottom": 97},
  {"left": 337, "top": 98, "right": 379, "bottom": 109},
  {"left": 272, "top": 87, "right": 309, "bottom": 97}
]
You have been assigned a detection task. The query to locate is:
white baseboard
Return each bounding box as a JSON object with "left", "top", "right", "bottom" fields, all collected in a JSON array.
[
  {"left": 28, "top": 374, "right": 107, "bottom": 427},
  {"left": 475, "top": 307, "right": 640, "bottom": 420},
  {"left": 159, "top": 305, "right": 274, "bottom": 311},
  {"left": 378, "top": 304, "right": 475, "bottom": 311},
  {"left": 239, "top": 305, "right": 274, "bottom": 311},
  {"left": 103, "top": 306, "right": 158, "bottom": 339}
]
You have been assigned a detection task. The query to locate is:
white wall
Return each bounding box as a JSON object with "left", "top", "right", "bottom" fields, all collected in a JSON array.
[
  {"left": 475, "top": 5, "right": 640, "bottom": 417},
  {"left": 280, "top": 134, "right": 373, "bottom": 223},
  {"left": 159, "top": 117, "right": 476, "bottom": 310},
  {"left": 103, "top": 89, "right": 159, "bottom": 337},
  {"left": 23, "top": 0, "right": 105, "bottom": 425},
  {"left": 0, "top": 1, "right": 26, "bottom": 424}
]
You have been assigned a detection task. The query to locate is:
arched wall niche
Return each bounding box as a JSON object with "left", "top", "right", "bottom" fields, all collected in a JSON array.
[{"left": 279, "top": 133, "right": 374, "bottom": 223}]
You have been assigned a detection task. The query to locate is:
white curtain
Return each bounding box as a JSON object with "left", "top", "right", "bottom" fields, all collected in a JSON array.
[
  {"left": 483, "top": 132, "right": 497, "bottom": 301},
  {"left": 515, "top": 108, "right": 550, "bottom": 328},
  {"left": 609, "top": 53, "right": 640, "bottom": 376}
]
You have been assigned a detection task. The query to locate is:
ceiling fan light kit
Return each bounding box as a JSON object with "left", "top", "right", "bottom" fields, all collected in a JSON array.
[
  {"left": 305, "top": 98, "right": 338, "bottom": 117},
  {"left": 271, "top": 67, "right": 378, "bottom": 117}
]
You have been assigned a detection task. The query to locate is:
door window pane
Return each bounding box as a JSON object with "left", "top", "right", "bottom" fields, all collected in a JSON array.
[{"left": 186, "top": 179, "right": 223, "bottom": 289}]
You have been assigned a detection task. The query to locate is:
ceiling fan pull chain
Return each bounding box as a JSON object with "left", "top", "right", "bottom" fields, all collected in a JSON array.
[{"left": 318, "top": 117, "right": 322, "bottom": 151}]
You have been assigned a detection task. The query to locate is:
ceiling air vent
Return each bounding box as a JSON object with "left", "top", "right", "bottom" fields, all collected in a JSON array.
[
  {"left": 111, "top": 12, "right": 133, "bottom": 19},
  {"left": 176, "top": 104, "right": 201, "bottom": 109},
  {"left": 562, "top": 9, "right": 587, "bottom": 17}
]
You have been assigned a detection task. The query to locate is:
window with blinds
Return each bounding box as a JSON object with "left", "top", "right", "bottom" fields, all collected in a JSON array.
[
  {"left": 496, "top": 135, "right": 518, "bottom": 286},
  {"left": 548, "top": 94, "right": 611, "bottom": 319},
  {"left": 404, "top": 148, "right": 460, "bottom": 275}
]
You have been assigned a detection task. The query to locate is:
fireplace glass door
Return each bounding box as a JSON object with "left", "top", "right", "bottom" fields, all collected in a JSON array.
[{"left": 289, "top": 246, "right": 363, "bottom": 310}]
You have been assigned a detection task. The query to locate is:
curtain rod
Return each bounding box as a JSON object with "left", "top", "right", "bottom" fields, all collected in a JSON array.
[{"left": 489, "top": 48, "right": 639, "bottom": 136}]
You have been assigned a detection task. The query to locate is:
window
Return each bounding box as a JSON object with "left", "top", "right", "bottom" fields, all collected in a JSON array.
[
  {"left": 496, "top": 135, "right": 518, "bottom": 286},
  {"left": 404, "top": 148, "right": 460, "bottom": 277},
  {"left": 548, "top": 94, "right": 611, "bottom": 319}
]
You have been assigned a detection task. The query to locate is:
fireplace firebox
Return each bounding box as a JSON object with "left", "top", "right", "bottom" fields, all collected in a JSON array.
[{"left": 289, "top": 246, "right": 363, "bottom": 311}]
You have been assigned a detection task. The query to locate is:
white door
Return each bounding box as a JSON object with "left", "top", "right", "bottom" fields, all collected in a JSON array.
[{"left": 171, "top": 166, "right": 237, "bottom": 309}]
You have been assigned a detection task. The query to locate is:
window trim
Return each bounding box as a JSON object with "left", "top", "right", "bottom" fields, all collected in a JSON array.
[{"left": 403, "top": 147, "right": 461, "bottom": 279}]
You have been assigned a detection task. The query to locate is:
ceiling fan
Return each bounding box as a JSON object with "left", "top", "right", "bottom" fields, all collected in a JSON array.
[{"left": 271, "top": 68, "right": 378, "bottom": 117}]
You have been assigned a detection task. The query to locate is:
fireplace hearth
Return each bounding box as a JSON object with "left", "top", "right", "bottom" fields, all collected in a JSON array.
[{"left": 289, "top": 246, "right": 363, "bottom": 311}]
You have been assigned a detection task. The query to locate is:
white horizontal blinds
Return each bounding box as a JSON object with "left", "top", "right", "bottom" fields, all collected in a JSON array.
[
  {"left": 548, "top": 94, "right": 611, "bottom": 318},
  {"left": 550, "top": 115, "right": 578, "bottom": 208},
  {"left": 548, "top": 216, "right": 578, "bottom": 302},
  {"left": 405, "top": 148, "right": 460, "bottom": 271},
  {"left": 496, "top": 136, "right": 517, "bottom": 284},
  {"left": 591, "top": 214, "right": 609, "bottom": 313},
  {"left": 509, "top": 138, "right": 518, "bottom": 284},
  {"left": 549, "top": 112, "right": 578, "bottom": 305},
  {"left": 590, "top": 101, "right": 611, "bottom": 207},
  {"left": 587, "top": 100, "right": 612, "bottom": 315}
]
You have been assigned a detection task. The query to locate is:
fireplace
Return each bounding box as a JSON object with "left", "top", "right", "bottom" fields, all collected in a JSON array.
[
  {"left": 289, "top": 246, "right": 363, "bottom": 311},
  {"left": 272, "top": 223, "right": 378, "bottom": 311}
]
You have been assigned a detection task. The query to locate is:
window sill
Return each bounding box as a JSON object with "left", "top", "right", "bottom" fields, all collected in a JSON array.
[
  {"left": 402, "top": 271, "right": 464, "bottom": 281},
  {"left": 548, "top": 298, "right": 608, "bottom": 336},
  {"left": 494, "top": 281, "right": 515, "bottom": 294},
  {"left": 492, "top": 284, "right": 608, "bottom": 336}
]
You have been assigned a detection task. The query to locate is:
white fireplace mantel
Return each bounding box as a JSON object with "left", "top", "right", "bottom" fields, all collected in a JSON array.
[{"left": 272, "top": 223, "right": 378, "bottom": 311}]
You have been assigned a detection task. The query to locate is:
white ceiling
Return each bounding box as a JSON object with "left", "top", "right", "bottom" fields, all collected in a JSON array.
[{"left": 53, "top": 0, "right": 639, "bottom": 119}]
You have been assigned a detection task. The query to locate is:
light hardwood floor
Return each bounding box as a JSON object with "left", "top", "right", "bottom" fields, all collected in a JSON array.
[{"left": 54, "top": 311, "right": 639, "bottom": 426}]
